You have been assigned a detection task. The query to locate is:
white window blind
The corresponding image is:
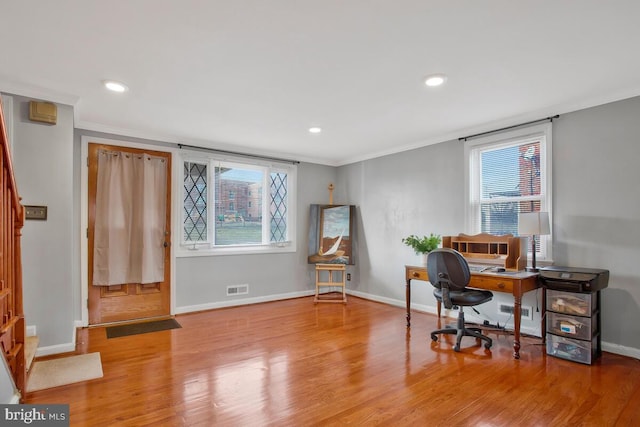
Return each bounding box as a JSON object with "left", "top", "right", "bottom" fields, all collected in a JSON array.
[{"left": 466, "top": 123, "right": 552, "bottom": 261}]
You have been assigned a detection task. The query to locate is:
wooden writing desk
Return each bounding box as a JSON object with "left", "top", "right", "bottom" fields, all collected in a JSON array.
[{"left": 405, "top": 265, "right": 540, "bottom": 359}]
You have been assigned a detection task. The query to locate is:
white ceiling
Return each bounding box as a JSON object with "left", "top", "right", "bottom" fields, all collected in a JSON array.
[{"left": 2, "top": 1, "right": 640, "bottom": 166}]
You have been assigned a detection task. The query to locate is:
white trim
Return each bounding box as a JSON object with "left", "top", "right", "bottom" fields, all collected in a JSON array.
[
  {"left": 347, "top": 291, "right": 640, "bottom": 359},
  {"left": 601, "top": 341, "right": 640, "bottom": 360},
  {"left": 464, "top": 122, "right": 553, "bottom": 262},
  {"left": 75, "top": 119, "right": 316, "bottom": 163},
  {"left": 346, "top": 290, "right": 543, "bottom": 336},
  {"left": 80, "top": 135, "right": 179, "bottom": 327},
  {"left": 35, "top": 342, "right": 76, "bottom": 358},
  {"left": 0, "top": 81, "right": 80, "bottom": 107},
  {"left": 4, "top": 77, "right": 640, "bottom": 168},
  {"left": 176, "top": 148, "right": 298, "bottom": 257},
  {"left": 176, "top": 244, "right": 296, "bottom": 257},
  {"left": 36, "top": 319, "right": 82, "bottom": 357},
  {"left": 175, "top": 290, "right": 314, "bottom": 314},
  {"left": 336, "top": 87, "right": 640, "bottom": 166}
]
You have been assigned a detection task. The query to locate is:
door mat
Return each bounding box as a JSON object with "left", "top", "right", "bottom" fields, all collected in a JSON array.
[
  {"left": 106, "top": 318, "right": 182, "bottom": 339},
  {"left": 27, "top": 352, "right": 103, "bottom": 392}
]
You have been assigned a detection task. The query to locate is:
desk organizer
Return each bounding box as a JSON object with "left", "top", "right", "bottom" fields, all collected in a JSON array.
[{"left": 442, "top": 233, "right": 527, "bottom": 271}]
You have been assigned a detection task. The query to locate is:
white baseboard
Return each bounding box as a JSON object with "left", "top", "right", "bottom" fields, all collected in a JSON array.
[
  {"left": 348, "top": 290, "right": 639, "bottom": 358},
  {"left": 28, "top": 320, "right": 79, "bottom": 357},
  {"left": 35, "top": 342, "right": 76, "bottom": 357},
  {"left": 176, "top": 290, "right": 315, "bottom": 314},
  {"left": 8, "top": 392, "right": 21, "bottom": 404},
  {"left": 65, "top": 288, "right": 637, "bottom": 362},
  {"left": 602, "top": 341, "right": 640, "bottom": 360},
  {"left": 347, "top": 289, "right": 433, "bottom": 313}
]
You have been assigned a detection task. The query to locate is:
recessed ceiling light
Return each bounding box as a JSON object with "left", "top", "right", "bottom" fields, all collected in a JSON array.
[
  {"left": 424, "top": 74, "right": 447, "bottom": 87},
  {"left": 103, "top": 80, "right": 129, "bottom": 93},
  {"left": 309, "top": 127, "right": 322, "bottom": 134}
]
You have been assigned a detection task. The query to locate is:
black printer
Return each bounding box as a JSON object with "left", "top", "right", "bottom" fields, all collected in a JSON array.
[{"left": 539, "top": 266, "right": 609, "bottom": 293}]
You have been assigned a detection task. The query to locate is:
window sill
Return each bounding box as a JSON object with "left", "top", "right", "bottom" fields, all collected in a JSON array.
[{"left": 175, "top": 243, "right": 296, "bottom": 258}]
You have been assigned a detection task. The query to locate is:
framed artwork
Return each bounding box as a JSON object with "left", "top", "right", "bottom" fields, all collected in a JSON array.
[{"left": 308, "top": 204, "right": 356, "bottom": 265}]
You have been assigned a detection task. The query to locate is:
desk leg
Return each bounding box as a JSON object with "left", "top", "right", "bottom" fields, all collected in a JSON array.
[
  {"left": 513, "top": 295, "right": 522, "bottom": 359},
  {"left": 405, "top": 279, "right": 411, "bottom": 327},
  {"left": 541, "top": 288, "right": 546, "bottom": 344}
]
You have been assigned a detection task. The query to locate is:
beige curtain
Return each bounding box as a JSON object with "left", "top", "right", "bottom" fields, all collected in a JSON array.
[{"left": 93, "top": 150, "right": 167, "bottom": 286}]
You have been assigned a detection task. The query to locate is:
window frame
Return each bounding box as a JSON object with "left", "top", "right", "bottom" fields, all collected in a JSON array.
[
  {"left": 177, "top": 150, "right": 297, "bottom": 257},
  {"left": 464, "top": 122, "right": 553, "bottom": 263}
]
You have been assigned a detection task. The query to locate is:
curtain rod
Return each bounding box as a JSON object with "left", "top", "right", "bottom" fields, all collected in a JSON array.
[
  {"left": 177, "top": 143, "right": 300, "bottom": 165},
  {"left": 459, "top": 115, "right": 559, "bottom": 142}
]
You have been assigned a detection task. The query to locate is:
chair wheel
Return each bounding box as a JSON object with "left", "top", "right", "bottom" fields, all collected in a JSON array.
[
  {"left": 484, "top": 342, "right": 492, "bottom": 350},
  {"left": 454, "top": 345, "right": 460, "bottom": 352},
  {"left": 431, "top": 334, "right": 438, "bottom": 342}
]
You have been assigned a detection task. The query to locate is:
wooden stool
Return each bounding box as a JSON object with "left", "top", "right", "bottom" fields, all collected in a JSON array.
[{"left": 314, "top": 263, "right": 347, "bottom": 304}]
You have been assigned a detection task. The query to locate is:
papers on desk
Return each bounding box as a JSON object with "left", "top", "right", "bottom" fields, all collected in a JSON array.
[
  {"left": 468, "top": 264, "right": 530, "bottom": 275},
  {"left": 468, "top": 264, "right": 493, "bottom": 272}
]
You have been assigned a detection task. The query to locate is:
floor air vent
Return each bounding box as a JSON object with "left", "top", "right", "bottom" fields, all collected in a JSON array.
[{"left": 227, "top": 284, "right": 249, "bottom": 296}]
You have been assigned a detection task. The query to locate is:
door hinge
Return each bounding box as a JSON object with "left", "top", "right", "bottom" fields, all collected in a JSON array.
[{"left": 86, "top": 228, "right": 89, "bottom": 238}]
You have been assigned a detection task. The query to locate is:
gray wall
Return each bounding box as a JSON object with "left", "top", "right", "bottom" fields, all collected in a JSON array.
[
  {"left": 337, "top": 132, "right": 548, "bottom": 332},
  {"left": 174, "top": 161, "right": 338, "bottom": 309},
  {"left": 337, "top": 138, "right": 465, "bottom": 302},
  {"left": 74, "top": 130, "right": 337, "bottom": 313},
  {"left": 10, "top": 95, "right": 75, "bottom": 349},
  {"left": 552, "top": 97, "right": 640, "bottom": 351},
  {"left": 6, "top": 91, "right": 640, "bottom": 358},
  {"left": 339, "top": 96, "right": 640, "bottom": 355}
]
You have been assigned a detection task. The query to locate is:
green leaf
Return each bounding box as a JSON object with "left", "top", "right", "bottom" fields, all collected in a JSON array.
[{"left": 401, "top": 233, "right": 442, "bottom": 255}]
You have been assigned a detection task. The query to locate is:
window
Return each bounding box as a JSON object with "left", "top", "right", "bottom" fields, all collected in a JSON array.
[
  {"left": 181, "top": 152, "right": 296, "bottom": 255},
  {"left": 465, "top": 122, "right": 552, "bottom": 261}
]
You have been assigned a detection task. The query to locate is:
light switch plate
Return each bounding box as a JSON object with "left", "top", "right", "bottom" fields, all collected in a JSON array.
[{"left": 25, "top": 205, "right": 47, "bottom": 220}]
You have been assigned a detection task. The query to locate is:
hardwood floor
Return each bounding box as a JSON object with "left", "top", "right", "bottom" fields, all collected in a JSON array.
[{"left": 25, "top": 296, "right": 640, "bottom": 426}]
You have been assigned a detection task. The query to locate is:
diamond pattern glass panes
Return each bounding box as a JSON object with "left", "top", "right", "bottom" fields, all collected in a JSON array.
[
  {"left": 270, "top": 172, "right": 288, "bottom": 242},
  {"left": 214, "top": 166, "right": 263, "bottom": 245},
  {"left": 181, "top": 155, "right": 295, "bottom": 251},
  {"left": 184, "top": 162, "right": 208, "bottom": 241}
]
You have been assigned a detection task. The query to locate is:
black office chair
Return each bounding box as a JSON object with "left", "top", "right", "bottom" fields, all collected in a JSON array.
[{"left": 427, "top": 248, "right": 493, "bottom": 351}]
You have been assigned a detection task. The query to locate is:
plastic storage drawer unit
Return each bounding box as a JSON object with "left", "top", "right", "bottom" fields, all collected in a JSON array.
[
  {"left": 546, "top": 289, "right": 597, "bottom": 316},
  {"left": 546, "top": 311, "right": 597, "bottom": 341},
  {"left": 546, "top": 333, "right": 598, "bottom": 365},
  {"left": 541, "top": 266, "right": 608, "bottom": 365}
]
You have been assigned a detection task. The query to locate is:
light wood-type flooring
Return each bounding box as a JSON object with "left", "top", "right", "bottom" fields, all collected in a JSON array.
[{"left": 25, "top": 296, "right": 640, "bottom": 426}]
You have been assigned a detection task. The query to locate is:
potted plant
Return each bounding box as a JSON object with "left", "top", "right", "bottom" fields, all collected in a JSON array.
[{"left": 402, "top": 233, "right": 442, "bottom": 265}]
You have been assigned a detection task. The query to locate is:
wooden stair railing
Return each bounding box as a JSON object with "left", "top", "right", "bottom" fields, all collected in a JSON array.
[{"left": 0, "top": 97, "right": 26, "bottom": 399}]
